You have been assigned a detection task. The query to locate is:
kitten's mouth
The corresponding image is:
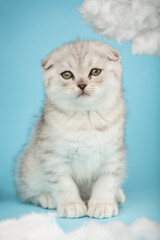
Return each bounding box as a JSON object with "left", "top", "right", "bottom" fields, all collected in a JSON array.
[{"left": 78, "top": 91, "right": 90, "bottom": 97}]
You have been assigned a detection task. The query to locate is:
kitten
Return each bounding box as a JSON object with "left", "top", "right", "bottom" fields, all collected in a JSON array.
[{"left": 16, "top": 40, "right": 126, "bottom": 218}]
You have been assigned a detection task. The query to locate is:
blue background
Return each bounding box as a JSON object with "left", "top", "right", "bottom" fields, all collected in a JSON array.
[{"left": 0, "top": 0, "right": 160, "bottom": 231}]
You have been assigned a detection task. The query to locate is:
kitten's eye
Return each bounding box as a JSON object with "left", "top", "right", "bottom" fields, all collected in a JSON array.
[
  {"left": 61, "top": 71, "right": 73, "bottom": 79},
  {"left": 89, "top": 68, "right": 102, "bottom": 77}
]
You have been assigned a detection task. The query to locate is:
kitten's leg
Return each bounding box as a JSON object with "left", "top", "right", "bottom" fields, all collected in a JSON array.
[
  {"left": 116, "top": 188, "right": 125, "bottom": 204},
  {"left": 87, "top": 161, "right": 125, "bottom": 218},
  {"left": 47, "top": 175, "right": 87, "bottom": 218},
  {"left": 31, "top": 192, "right": 56, "bottom": 209},
  {"left": 16, "top": 149, "right": 56, "bottom": 209},
  {"left": 87, "top": 174, "right": 119, "bottom": 218},
  {"left": 43, "top": 161, "right": 87, "bottom": 218}
]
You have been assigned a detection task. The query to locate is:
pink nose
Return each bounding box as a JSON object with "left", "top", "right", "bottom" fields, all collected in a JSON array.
[{"left": 77, "top": 84, "right": 87, "bottom": 90}]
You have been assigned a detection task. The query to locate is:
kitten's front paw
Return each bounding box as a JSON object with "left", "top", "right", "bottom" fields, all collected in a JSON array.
[
  {"left": 87, "top": 203, "right": 118, "bottom": 218},
  {"left": 58, "top": 202, "right": 87, "bottom": 218}
]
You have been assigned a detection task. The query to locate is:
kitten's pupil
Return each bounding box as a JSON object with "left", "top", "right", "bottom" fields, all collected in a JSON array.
[
  {"left": 89, "top": 68, "right": 102, "bottom": 77},
  {"left": 61, "top": 71, "right": 73, "bottom": 79}
]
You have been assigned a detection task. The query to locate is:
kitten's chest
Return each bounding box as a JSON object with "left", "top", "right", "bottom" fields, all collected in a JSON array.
[
  {"left": 68, "top": 144, "right": 106, "bottom": 181},
  {"left": 56, "top": 111, "right": 110, "bottom": 180},
  {"left": 58, "top": 110, "right": 110, "bottom": 159},
  {"left": 59, "top": 110, "right": 109, "bottom": 144},
  {"left": 65, "top": 112, "right": 109, "bottom": 180}
]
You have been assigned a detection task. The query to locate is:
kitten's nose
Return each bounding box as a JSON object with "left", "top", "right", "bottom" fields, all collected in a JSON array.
[{"left": 77, "top": 84, "right": 87, "bottom": 90}]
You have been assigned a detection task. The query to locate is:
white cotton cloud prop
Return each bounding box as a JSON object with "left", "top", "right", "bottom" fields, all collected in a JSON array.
[
  {"left": 79, "top": 0, "right": 160, "bottom": 56},
  {"left": 0, "top": 213, "right": 160, "bottom": 240}
]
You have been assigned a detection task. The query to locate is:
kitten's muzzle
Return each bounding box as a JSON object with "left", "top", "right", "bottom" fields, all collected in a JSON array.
[
  {"left": 77, "top": 83, "right": 89, "bottom": 97},
  {"left": 77, "top": 84, "right": 87, "bottom": 91}
]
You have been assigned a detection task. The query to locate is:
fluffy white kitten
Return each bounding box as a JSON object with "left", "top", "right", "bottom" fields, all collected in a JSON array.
[{"left": 16, "top": 40, "right": 126, "bottom": 218}]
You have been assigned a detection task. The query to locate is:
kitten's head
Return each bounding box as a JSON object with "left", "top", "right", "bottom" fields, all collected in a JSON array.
[{"left": 42, "top": 40, "right": 122, "bottom": 111}]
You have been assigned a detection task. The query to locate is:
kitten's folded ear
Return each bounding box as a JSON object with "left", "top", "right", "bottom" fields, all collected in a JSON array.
[
  {"left": 107, "top": 47, "right": 121, "bottom": 62},
  {"left": 41, "top": 53, "right": 54, "bottom": 71}
]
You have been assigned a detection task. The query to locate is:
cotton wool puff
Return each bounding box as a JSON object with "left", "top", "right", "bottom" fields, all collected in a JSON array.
[
  {"left": 0, "top": 213, "right": 160, "bottom": 240},
  {"left": 79, "top": 0, "right": 160, "bottom": 56}
]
